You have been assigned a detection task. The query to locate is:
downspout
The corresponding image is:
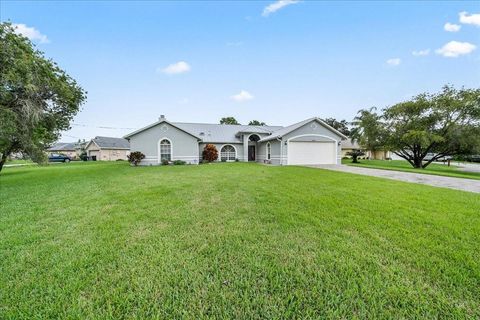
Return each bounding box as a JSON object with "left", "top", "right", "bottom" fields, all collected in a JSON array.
[{"left": 277, "top": 137, "right": 283, "bottom": 165}]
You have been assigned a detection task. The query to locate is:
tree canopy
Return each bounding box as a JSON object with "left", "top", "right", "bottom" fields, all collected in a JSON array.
[
  {"left": 220, "top": 117, "right": 240, "bottom": 125},
  {"left": 351, "top": 86, "right": 480, "bottom": 169},
  {"left": 248, "top": 120, "right": 266, "bottom": 126},
  {"left": 322, "top": 118, "right": 351, "bottom": 136},
  {"left": 0, "top": 23, "right": 86, "bottom": 172}
]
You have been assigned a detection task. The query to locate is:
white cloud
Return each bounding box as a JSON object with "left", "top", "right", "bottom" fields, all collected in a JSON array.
[
  {"left": 159, "top": 61, "right": 191, "bottom": 74},
  {"left": 435, "top": 41, "right": 476, "bottom": 57},
  {"left": 12, "top": 23, "right": 49, "bottom": 43},
  {"left": 231, "top": 90, "right": 254, "bottom": 102},
  {"left": 262, "top": 0, "right": 299, "bottom": 17},
  {"left": 412, "top": 49, "right": 430, "bottom": 56},
  {"left": 459, "top": 11, "right": 480, "bottom": 26},
  {"left": 386, "top": 58, "right": 401, "bottom": 66},
  {"left": 226, "top": 41, "right": 244, "bottom": 47},
  {"left": 444, "top": 22, "right": 461, "bottom": 32}
]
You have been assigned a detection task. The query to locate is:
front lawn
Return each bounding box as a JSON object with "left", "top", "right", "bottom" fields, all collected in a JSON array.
[
  {"left": 342, "top": 159, "right": 480, "bottom": 180},
  {"left": 1, "top": 162, "right": 479, "bottom": 318}
]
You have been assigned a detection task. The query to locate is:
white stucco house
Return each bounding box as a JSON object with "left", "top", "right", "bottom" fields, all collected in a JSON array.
[{"left": 124, "top": 116, "right": 348, "bottom": 165}]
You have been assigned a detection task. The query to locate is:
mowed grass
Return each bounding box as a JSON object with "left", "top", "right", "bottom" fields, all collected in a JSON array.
[
  {"left": 343, "top": 159, "right": 480, "bottom": 180},
  {"left": 1, "top": 162, "right": 479, "bottom": 319}
]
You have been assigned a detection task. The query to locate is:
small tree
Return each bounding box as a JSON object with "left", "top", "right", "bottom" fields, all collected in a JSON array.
[
  {"left": 350, "top": 108, "right": 386, "bottom": 160},
  {"left": 202, "top": 144, "right": 218, "bottom": 162},
  {"left": 248, "top": 120, "right": 266, "bottom": 126},
  {"left": 346, "top": 149, "right": 365, "bottom": 163},
  {"left": 127, "top": 151, "right": 145, "bottom": 166},
  {"left": 220, "top": 117, "right": 240, "bottom": 125}
]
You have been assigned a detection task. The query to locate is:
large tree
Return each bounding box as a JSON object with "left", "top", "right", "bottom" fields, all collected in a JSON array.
[
  {"left": 248, "top": 120, "right": 266, "bottom": 126},
  {"left": 322, "top": 118, "right": 351, "bottom": 136},
  {"left": 384, "top": 85, "right": 480, "bottom": 168},
  {"left": 0, "top": 23, "right": 86, "bottom": 172},
  {"left": 350, "top": 108, "right": 386, "bottom": 158},
  {"left": 220, "top": 117, "right": 240, "bottom": 125}
]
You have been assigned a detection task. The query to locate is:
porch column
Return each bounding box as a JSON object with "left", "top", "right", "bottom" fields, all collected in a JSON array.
[{"left": 243, "top": 134, "right": 248, "bottom": 162}]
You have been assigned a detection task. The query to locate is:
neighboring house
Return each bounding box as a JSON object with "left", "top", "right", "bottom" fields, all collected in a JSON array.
[
  {"left": 47, "top": 142, "right": 78, "bottom": 159},
  {"left": 340, "top": 140, "right": 362, "bottom": 158},
  {"left": 124, "top": 115, "right": 347, "bottom": 166},
  {"left": 85, "top": 136, "right": 130, "bottom": 161}
]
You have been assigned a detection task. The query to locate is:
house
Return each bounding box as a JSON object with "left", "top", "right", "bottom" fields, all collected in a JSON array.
[
  {"left": 340, "top": 140, "right": 362, "bottom": 158},
  {"left": 123, "top": 115, "right": 347, "bottom": 165},
  {"left": 47, "top": 142, "right": 79, "bottom": 159},
  {"left": 85, "top": 136, "right": 130, "bottom": 161}
]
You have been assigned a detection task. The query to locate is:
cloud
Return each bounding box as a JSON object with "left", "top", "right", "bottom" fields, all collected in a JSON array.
[
  {"left": 262, "top": 0, "right": 300, "bottom": 17},
  {"left": 459, "top": 11, "right": 480, "bottom": 26},
  {"left": 159, "top": 61, "right": 191, "bottom": 74},
  {"left": 226, "top": 41, "right": 244, "bottom": 47},
  {"left": 231, "top": 90, "right": 254, "bottom": 102},
  {"left": 386, "top": 58, "right": 401, "bottom": 66},
  {"left": 12, "top": 23, "right": 49, "bottom": 43},
  {"left": 435, "top": 41, "right": 476, "bottom": 57},
  {"left": 444, "top": 22, "right": 461, "bottom": 32},
  {"left": 412, "top": 49, "right": 430, "bottom": 56}
]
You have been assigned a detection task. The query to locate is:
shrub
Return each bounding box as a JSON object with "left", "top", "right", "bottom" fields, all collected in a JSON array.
[
  {"left": 235, "top": 158, "right": 239, "bottom": 162},
  {"left": 173, "top": 160, "right": 186, "bottom": 165},
  {"left": 127, "top": 151, "right": 145, "bottom": 166},
  {"left": 221, "top": 158, "right": 227, "bottom": 162},
  {"left": 346, "top": 149, "right": 365, "bottom": 163},
  {"left": 202, "top": 144, "right": 218, "bottom": 162},
  {"left": 161, "top": 159, "right": 170, "bottom": 165}
]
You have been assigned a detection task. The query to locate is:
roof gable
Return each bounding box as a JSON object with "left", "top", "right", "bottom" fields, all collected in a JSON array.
[
  {"left": 260, "top": 118, "right": 348, "bottom": 142},
  {"left": 124, "top": 120, "right": 201, "bottom": 140}
]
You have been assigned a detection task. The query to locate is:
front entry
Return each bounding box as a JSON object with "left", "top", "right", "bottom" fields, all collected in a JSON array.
[{"left": 248, "top": 145, "right": 256, "bottom": 161}]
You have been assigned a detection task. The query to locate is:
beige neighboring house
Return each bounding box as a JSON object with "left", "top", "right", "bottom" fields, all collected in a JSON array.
[
  {"left": 340, "top": 140, "right": 362, "bottom": 158},
  {"left": 47, "top": 142, "right": 79, "bottom": 159},
  {"left": 341, "top": 140, "right": 398, "bottom": 160},
  {"left": 86, "top": 136, "right": 130, "bottom": 161}
]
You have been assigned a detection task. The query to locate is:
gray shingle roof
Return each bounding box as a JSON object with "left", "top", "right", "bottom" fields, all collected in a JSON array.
[
  {"left": 172, "top": 122, "right": 283, "bottom": 143},
  {"left": 48, "top": 142, "right": 77, "bottom": 151},
  {"left": 341, "top": 139, "right": 361, "bottom": 149},
  {"left": 91, "top": 136, "right": 130, "bottom": 149},
  {"left": 260, "top": 117, "right": 348, "bottom": 142}
]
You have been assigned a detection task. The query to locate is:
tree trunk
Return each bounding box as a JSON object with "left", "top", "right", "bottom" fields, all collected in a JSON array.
[
  {"left": 413, "top": 157, "right": 423, "bottom": 169},
  {"left": 0, "top": 152, "right": 8, "bottom": 173}
]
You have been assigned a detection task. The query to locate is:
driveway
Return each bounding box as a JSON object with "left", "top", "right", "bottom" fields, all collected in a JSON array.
[{"left": 308, "top": 165, "right": 480, "bottom": 193}]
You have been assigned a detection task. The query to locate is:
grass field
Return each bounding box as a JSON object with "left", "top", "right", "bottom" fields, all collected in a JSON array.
[
  {"left": 342, "top": 159, "right": 480, "bottom": 180},
  {"left": 1, "top": 162, "right": 479, "bottom": 318}
]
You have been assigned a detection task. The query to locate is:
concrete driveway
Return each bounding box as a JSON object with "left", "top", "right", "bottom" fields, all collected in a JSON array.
[{"left": 308, "top": 165, "right": 480, "bottom": 194}]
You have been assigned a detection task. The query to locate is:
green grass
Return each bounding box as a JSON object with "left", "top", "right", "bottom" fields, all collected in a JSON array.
[
  {"left": 1, "top": 162, "right": 479, "bottom": 319},
  {"left": 342, "top": 159, "right": 480, "bottom": 180},
  {"left": 5, "top": 159, "right": 34, "bottom": 165}
]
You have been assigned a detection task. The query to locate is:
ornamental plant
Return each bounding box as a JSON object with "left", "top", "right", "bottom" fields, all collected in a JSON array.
[{"left": 202, "top": 144, "right": 218, "bottom": 162}]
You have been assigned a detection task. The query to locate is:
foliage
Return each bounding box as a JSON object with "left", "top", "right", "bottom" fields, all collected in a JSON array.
[
  {"left": 346, "top": 149, "right": 365, "bottom": 163},
  {"left": 383, "top": 85, "right": 480, "bottom": 168},
  {"left": 220, "top": 117, "right": 240, "bottom": 125},
  {"left": 161, "top": 159, "right": 170, "bottom": 165},
  {"left": 248, "top": 120, "right": 266, "bottom": 126},
  {"left": 1, "top": 162, "right": 479, "bottom": 318},
  {"left": 202, "top": 144, "right": 218, "bottom": 162},
  {"left": 322, "top": 118, "right": 351, "bottom": 136},
  {"left": 127, "top": 151, "right": 145, "bottom": 166},
  {"left": 0, "top": 23, "right": 87, "bottom": 173},
  {"left": 350, "top": 108, "right": 386, "bottom": 159},
  {"left": 173, "top": 160, "right": 186, "bottom": 165}
]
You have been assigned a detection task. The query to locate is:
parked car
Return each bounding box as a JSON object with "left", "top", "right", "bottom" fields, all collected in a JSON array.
[
  {"left": 424, "top": 153, "right": 453, "bottom": 162},
  {"left": 48, "top": 153, "right": 71, "bottom": 163}
]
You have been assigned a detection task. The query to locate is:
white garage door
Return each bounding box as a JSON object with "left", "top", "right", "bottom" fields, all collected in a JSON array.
[{"left": 288, "top": 141, "right": 336, "bottom": 165}]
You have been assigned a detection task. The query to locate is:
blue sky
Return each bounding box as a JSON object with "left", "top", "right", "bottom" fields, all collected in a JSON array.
[{"left": 2, "top": 1, "right": 480, "bottom": 141}]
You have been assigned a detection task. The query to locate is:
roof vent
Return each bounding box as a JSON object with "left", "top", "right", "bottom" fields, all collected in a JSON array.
[
  {"left": 159, "top": 115, "right": 166, "bottom": 121},
  {"left": 199, "top": 132, "right": 205, "bottom": 136}
]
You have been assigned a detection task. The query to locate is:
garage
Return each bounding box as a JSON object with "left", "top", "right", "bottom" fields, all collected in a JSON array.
[{"left": 288, "top": 141, "right": 336, "bottom": 165}]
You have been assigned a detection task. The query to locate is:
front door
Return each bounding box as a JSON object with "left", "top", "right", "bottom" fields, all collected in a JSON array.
[{"left": 248, "top": 146, "right": 256, "bottom": 161}]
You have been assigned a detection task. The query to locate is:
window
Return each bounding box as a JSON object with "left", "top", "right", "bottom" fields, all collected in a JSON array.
[
  {"left": 267, "top": 142, "right": 271, "bottom": 160},
  {"left": 220, "top": 145, "right": 236, "bottom": 161},
  {"left": 160, "top": 139, "right": 171, "bottom": 161}
]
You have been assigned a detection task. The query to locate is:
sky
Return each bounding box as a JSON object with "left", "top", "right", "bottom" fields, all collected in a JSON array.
[{"left": 1, "top": 0, "right": 480, "bottom": 141}]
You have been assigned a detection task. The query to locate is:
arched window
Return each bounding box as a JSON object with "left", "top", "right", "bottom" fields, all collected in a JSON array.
[
  {"left": 160, "top": 139, "right": 171, "bottom": 161},
  {"left": 220, "top": 145, "right": 236, "bottom": 161},
  {"left": 266, "top": 142, "right": 271, "bottom": 160}
]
